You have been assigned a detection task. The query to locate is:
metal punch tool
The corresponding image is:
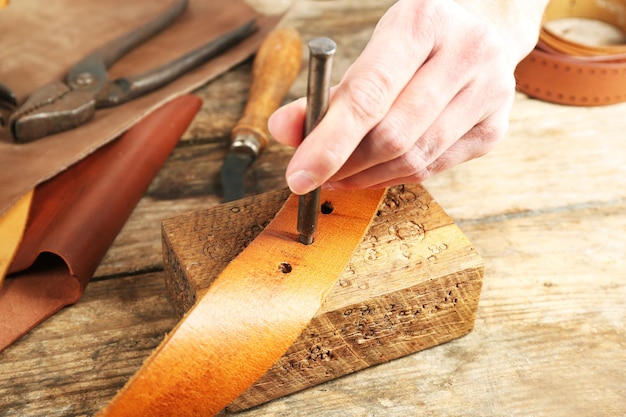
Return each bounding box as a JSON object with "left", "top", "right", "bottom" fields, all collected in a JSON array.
[
  {"left": 297, "top": 37, "right": 336, "bottom": 245},
  {"left": 5, "top": 0, "right": 257, "bottom": 143}
]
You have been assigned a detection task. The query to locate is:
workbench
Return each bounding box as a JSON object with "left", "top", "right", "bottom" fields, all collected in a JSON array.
[{"left": 1, "top": 1, "right": 625, "bottom": 416}]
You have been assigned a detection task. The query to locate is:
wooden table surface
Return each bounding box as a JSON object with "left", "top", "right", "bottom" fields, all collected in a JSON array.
[{"left": 1, "top": 1, "right": 625, "bottom": 416}]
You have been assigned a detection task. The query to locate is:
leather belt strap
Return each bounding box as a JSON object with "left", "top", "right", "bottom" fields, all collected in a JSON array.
[
  {"left": 98, "top": 188, "right": 386, "bottom": 416},
  {"left": 515, "top": 0, "right": 626, "bottom": 106}
]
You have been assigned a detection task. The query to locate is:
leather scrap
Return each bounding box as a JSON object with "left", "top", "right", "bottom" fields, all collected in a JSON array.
[
  {"left": 0, "top": 191, "right": 32, "bottom": 286},
  {"left": 98, "top": 188, "right": 387, "bottom": 416},
  {"left": 0, "top": 94, "right": 202, "bottom": 353},
  {"left": 0, "top": 0, "right": 282, "bottom": 217}
]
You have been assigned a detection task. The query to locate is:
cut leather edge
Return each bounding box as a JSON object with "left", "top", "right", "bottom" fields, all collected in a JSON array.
[{"left": 98, "top": 188, "right": 387, "bottom": 417}]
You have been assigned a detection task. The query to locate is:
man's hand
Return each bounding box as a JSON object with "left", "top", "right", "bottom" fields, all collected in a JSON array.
[{"left": 269, "top": 0, "right": 548, "bottom": 195}]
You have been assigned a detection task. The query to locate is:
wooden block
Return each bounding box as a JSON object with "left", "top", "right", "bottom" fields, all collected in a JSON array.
[{"left": 161, "top": 184, "right": 484, "bottom": 411}]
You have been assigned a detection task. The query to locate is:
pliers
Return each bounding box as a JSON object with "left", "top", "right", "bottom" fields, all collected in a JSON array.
[{"left": 2, "top": 0, "right": 257, "bottom": 143}]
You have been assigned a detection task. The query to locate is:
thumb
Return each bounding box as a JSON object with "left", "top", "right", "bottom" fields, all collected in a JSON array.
[{"left": 268, "top": 97, "right": 307, "bottom": 147}]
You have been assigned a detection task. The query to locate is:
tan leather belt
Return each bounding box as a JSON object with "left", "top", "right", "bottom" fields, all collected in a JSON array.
[
  {"left": 98, "top": 189, "right": 386, "bottom": 416},
  {"left": 515, "top": 0, "right": 626, "bottom": 106}
]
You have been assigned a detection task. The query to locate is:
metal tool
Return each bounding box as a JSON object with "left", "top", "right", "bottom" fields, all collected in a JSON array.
[
  {"left": 297, "top": 37, "right": 336, "bottom": 245},
  {"left": 6, "top": 0, "right": 257, "bottom": 143},
  {"left": 220, "top": 27, "right": 303, "bottom": 203},
  {"left": 0, "top": 82, "right": 17, "bottom": 127}
]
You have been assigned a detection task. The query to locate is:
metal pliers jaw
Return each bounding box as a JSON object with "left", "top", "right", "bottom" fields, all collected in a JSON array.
[
  {"left": 9, "top": 80, "right": 96, "bottom": 142},
  {"left": 7, "top": 0, "right": 257, "bottom": 143}
]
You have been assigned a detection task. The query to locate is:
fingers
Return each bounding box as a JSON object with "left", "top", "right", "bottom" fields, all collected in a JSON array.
[
  {"left": 328, "top": 8, "right": 516, "bottom": 188},
  {"left": 268, "top": 0, "right": 518, "bottom": 194},
  {"left": 330, "top": 8, "right": 513, "bottom": 184},
  {"left": 271, "top": 1, "right": 437, "bottom": 195},
  {"left": 327, "top": 94, "right": 513, "bottom": 190},
  {"left": 328, "top": 41, "right": 471, "bottom": 183},
  {"left": 268, "top": 97, "right": 306, "bottom": 147}
]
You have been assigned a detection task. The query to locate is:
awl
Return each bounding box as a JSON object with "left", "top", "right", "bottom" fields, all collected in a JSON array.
[{"left": 220, "top": 26, "right": 303, "bottom": 202}]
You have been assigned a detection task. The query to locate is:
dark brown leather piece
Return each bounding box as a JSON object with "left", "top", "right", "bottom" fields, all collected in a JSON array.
[
  {"left": 515, "top": 0, "right": 626, "bottom": 106},
  {"left": 0, "top": 94, "right": 202, "bottom": 353},
  {"left": 0, "top": 0, "right": 281, "bottom": 216}
]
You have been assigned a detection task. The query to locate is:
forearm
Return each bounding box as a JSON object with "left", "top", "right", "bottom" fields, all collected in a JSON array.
[{"left": 454, "top": 0, "right": 549, "bottom": 65}]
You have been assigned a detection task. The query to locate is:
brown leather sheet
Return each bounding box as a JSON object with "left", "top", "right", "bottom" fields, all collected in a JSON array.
[
  {"left": 0, "top": 94, "right": 202, "bottom": 352},
  {"left": 0, "top": 0, "right": 281, "bottom": 217}
]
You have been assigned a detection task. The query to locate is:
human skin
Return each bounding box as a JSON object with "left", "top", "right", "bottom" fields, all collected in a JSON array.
[{"left": 268, "top": 0, "right": 550, "bottom": 194}]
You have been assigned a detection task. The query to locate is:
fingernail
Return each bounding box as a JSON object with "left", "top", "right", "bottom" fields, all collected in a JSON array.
[{"left": 287, "top": 171, "right": 318, "bottom": 195}]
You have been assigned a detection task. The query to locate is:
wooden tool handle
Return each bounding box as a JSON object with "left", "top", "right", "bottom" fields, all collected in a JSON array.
[{"left": 231, "top": 26, "right": 302, "bottom": 154}]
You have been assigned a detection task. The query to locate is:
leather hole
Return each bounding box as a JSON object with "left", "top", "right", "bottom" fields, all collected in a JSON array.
[
  {"left": 552, "top": 64, "right": 559, "bottom": 70},
  {"left": 581, "top": 96, "right": 588, "bottom": 103},
  {"left": 564, "top": 66, "right": 571, "bottom": 72},
  {"left": 546, "top": 91, "right": 552, "bottom": 97},
  {"left": 279, "top": 262, "right": 292, "bottom": 274},
  {"left": 569, "top": 96, "right": 576, "bottom": 102},
  {"left": 557, "top": 94, "right": 564, "bottom": 100},
  {"left": 321, "top": 201, "right": 334, "bottom": 214}
]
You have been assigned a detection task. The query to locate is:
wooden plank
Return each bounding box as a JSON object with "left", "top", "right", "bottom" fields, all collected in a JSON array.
[{"left": 162, "top": 184, "right": 484, "bottom": 410}]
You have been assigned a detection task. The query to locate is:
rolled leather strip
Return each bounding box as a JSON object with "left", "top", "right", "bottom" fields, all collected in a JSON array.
[
  {"left": 515, "top": 0, "right": 626, "bottom": 106},
  {"left": 98, "top": 188, "right": 386, "bottom": 417},
  {"left": 0, "top": 95, "right": 202, "bottom": 353}
]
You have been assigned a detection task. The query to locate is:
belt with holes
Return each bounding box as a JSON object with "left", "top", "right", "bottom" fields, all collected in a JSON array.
[
  {"left": 97, "top": 188, "right": 386, "bottom": 417},
  {"left": 515, "top": 0, "right": 626, "bottom": 106}
]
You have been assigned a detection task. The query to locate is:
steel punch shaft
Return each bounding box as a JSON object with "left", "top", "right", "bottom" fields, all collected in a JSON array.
[{"left": 297, "top": 37, "right": 336, "bottom": 245}]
